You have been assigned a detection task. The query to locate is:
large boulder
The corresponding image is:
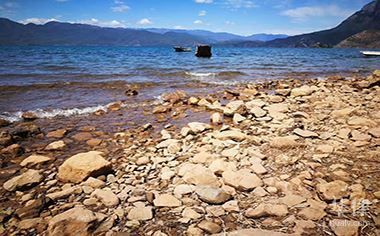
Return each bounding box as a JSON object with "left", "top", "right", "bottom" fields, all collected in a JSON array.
[
  {"left": 3, "top": 169, "right": 43, "bottom": 191},
  {"left": 57, "top": 151, "right": 112, "bottom": 183},
  {"left": 47, "top": 207, "right": 98, "bottom": 236}
]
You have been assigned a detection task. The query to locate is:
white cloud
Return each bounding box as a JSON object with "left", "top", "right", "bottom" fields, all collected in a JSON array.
[
  {"left": 223, "top": 0, "right": 257, "bottom": 9},
  {"left": 193, "top": 20, "right": 203, "bottom": 24},
  {"left": 111, "top": 4, "right": 130, "bottom": 13},
  {"left": 55, "top": 0, "right": 69, "bottom": 2},
  {"left": 78, "top": 18, "right": 126, "bottom": 28},
  {"left": 195, "top": 0, "right": 213, "bottom": 4},
  {"left": 281, "top": 5, "right": 354, "bottom": 20},
  {"left": 137, "top": 18, "right": 153, "bottom": 25},
  {"left": 225, "top": 20, "right": 235, "bottom": 25},
  {"left": 20, "top": 18, "right": 58, "bottom": 24},
  {"left": 174, "top": 25, "right": 186, "bottom": 29},
  {"left": 199, "top": 10, "right": 207, "bottom": 16}
]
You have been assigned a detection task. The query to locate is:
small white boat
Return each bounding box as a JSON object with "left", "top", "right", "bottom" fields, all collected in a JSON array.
[{"left": 361, "top": 51, "right": 380, "bottom": 57}]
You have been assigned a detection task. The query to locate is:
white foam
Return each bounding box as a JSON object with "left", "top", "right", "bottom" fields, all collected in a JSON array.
[
  {"left": 0, "top": 105, "right": 108, "bottom": 123},
  {"left": 185, "top": 72, "right": 216, "bottom": 77}
]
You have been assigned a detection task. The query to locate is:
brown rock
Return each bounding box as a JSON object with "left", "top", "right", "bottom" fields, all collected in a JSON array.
[
  {"left": 198, "top": 220, "right": 221, "bottom": 234},
  {"left": 47, "top": 207, "right": 98, "bottom": 236},
  {"left": 1, "top": 143, "right": 24, "bottom": 157},
  {"left": 279, "top": 194, "right": 306, "bottom": 207},
  {"left": 214, "top": 130, "right": 248, "bottom": 142},
  {"left": 222, "top": 169, "right": 262, "bottom": 191},
  {"left": 195, "top": 186, "right": 231, "bottom": 204},
  {"left": 57, "top": 151, "right": 112, "bottom": 183},
  {"left": 72, "top": 132, "right": 93, "bottom": 141},
  {"left": 91, "top": 189, "right": 119, "bottom": 207},
  {"left": 127, "top": 206, "right": 153, "bottom": 221},
  {"left": 368, "top": 127, "right": 380, "bottom": 138},
  {"left": 0, "top": 118, "right": 10, "bottom": 127},
  {"left": 20, "top": 155, "right": 52, "bottom": 167},
  {"left": 245, "top": 204, "right": 288, "bottom": 218},
  {"left": 161, "top": 90, "right": 187, "bottom": 104},
  {"left": 329, "top": 219, "right": 359, "bottom": 236},
  {"left": 214, "top": 228, "right": 294, "bottom": 236},
  {"left": 3, "top": 169, "right": 43, "bottom": 191},
  {"left": 153, "top": 194, "right": 182, "bottom": 207},
  {"left": 270, "top": 136, "right": 299, "bottom": 148},
  {"left": 47, "top": 129, "right": 67, "bottom": 138},
  {"left": 316, "top": 180, "right": 348, "bottom": 201},
  {"left": 22, "top": 111, "right": 38, "bottom": 121},
  {"left": 86, "top": 138, "right": 102, "bottom": 147},
  {"left": 294, "top": 128, "right": 318, "bottom": 138},
  {"left": 45, "top": 140, "right": 66, "bottom": 151}
]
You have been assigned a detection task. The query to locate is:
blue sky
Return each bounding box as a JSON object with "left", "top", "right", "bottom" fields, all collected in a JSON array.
[{"left": 0, "top": 0, "right": 373, "bottom": 35}]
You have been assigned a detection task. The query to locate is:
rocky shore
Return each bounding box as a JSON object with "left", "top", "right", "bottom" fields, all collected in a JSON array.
[{"left": 0, "top": 71, "right": 379, "bottom": 236}]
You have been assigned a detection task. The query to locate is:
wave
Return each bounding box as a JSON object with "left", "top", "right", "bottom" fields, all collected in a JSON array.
[{"left": 185, "top": 71, "right": 247, "bottom": 86}]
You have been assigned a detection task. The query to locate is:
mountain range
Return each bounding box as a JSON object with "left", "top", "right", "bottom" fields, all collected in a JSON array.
[{"left": 0, "top": 0, "right": 379, "bottom": 48}]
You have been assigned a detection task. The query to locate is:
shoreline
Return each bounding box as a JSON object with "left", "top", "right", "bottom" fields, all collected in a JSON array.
[{"left": 0, "top": 71, "right": 379, "bottom": 235}]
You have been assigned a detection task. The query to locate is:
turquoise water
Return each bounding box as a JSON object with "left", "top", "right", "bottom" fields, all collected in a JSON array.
[{"left": 0, "top": 46, "right": 379, "bottom": 121}]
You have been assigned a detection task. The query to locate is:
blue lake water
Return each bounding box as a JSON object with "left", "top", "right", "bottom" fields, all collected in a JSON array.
[{"left": 0, "top": 46, "right": 379, "bottom": 121}]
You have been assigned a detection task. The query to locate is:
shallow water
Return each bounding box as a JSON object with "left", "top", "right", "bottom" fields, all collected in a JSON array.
[{"left": 0, "top": 46, "right": 379, "bottom": 121}]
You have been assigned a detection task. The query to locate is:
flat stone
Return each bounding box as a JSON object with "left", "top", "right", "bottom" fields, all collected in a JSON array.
[
  {"left": 368, "top": 127, "right": 380, "bottom": 138},
  {"left": 91, "top": 189, "right": 119, "bottom": 207},
  {"left": 233, "top": 113, "right": 246, "bottom": 124},
  {"left": 47, "top": 129, "right": 67, "bottom": 138},
  {"left": 198, "top": 220, "right": 221, "bottom": 234},
  {"left": 47, "top": 186, "right": 82, "bottom": 201},
  {"left": 3, "top": 169, "right": 43, "bottom": 191},
  {"left": 350, "top": 130, "right": 371, "bottom": 141},
  {"left": 222, "top": 169, "right": 262, "bottom": 191},
  {"left": 245, "top": 204, "right": 288, "bottom": 218},
  {"left": 153, "top": 194, "right": 182, "bottom": 207},
  {"left": 347, "top": 116, "right": 377, "bottom": 127},
  {"left": 127, "top": 206, "right": 153, "bottom": 221},
  {"left": 298, "top": 199, "right": 327, "bottom": 221},
  {"left": 57, "top": 151, "right": 112, "bottom": 183},
  {"left": 279, "top": 194, "right": 306, "bottom": 207},
  {"left": 195, "top": 186, "right": 231, "bottom": 204},
  {"left": 45, "top": 140, "right": 66, "bottom": 151},
  {"left": 181, "top": 164, "right": 220, "bottom": 187},
  {"left": 182, "top": 207, "right": 202, "bottom": 219},
  {"left": 20, "top": 155, "right": 52, "bottom": 167},
  {"left": 47, "top": 207, "right": 98, "bottom": 236},
  {"left": 329, "top": 219, "right": 359, "bottom": 236},
  {"left": 214, "top": 130, "right": 248, "bottom": 142},
  {"left": 174, "top": 184, "right": 195, "bottom": 197},
  {"left": 81, "top": 177, "right": 105, "bottom": 188},
  {"left": 209, "top": 159, "right": 237, "bottom": 175},
  {"left": 72, "top": 132, "right": 92, "bottom": 141},
  {"left": 188, "top": 122, "right": 211, "bottom": 134},
  {"left": 316, "top": 180, "right": 348, "bottom": 201},
  {"left": 250, "top": 106, "right": 267, "bottom": 118},
  {"left": 251, "top": 163, "right": 267, "bottom": 175},
  {"left": 291, "top": 85, "right": 315, "bottom": 97},
  {"left": 270, "top": 136, "right": 299, "bottom": 148},
  {"left": 294, "top": 128, "right": 318, "bottom": 138}
]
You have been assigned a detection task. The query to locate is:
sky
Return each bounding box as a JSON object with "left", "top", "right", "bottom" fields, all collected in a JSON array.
[{"left": 0, "top": 0, "right": 374, "bottom": 36}]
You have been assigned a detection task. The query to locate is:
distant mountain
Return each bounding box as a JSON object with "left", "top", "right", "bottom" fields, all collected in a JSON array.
[
  {"left": 245, "top": 34, "right": 288, "bottom": 41},
  {"left": 146, "top": 28, "right": 288, "bottom": 42},
  {"left": 0, "top": 18, "right": 208, "bottom": 46},
  {"left": 336, "top": 30, "right": 380, "bottom": 48},
  {"left": 261, "top": 0, "right": 380, "bottom": 48},
  {"left": 0, "top": 18, "right": 288, "bottom": 46}
]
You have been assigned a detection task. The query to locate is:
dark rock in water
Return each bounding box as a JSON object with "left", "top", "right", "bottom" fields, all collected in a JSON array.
[
  {"left": 196, "top": 45, "right": 212, "bottom": 58},
  {"left": 161, "top": 90, "right": 187, "bottom": 104},
  {"left": 0, "top": 118, "right": 10, "bottom": 127},
  {"left": 12, "top": 123, "right": 41, "bottom": 138},
  {"left": 0, "top": 131, "right": 13, "bottom": 147},
  {"left": 1, "top": 144, "right": 24, "bottom": 158},
  {"left": 125, "top": 89, "right": 138, "bottom": 96},
  {"left": 21, "top": 112, "right": 38, "bottom": 121}
]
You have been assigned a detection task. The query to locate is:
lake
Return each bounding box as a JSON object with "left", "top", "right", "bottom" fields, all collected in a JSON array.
[{"left": 0, "top": 46, "right": 379, "bottom": 121}]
